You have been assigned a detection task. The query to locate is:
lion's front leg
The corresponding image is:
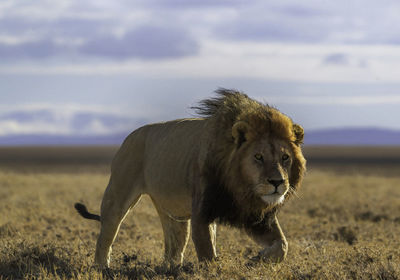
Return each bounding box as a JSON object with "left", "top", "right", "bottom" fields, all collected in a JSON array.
[
  {"left": 246, "top": 214, "right": 288, "bottom": 263},
  {"left": 191, "top": 178, "right": 218, "bottom": 262},
  {"left": 191, "top": 193, "right": 217, "bottom": 261},
  {"left": 191, "top": 216, "right": 217, "bottom": 262}
]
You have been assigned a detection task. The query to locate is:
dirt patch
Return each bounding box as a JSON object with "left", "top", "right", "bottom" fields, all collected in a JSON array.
[
  {"left": 355, "top": 211, "right": 390, "bottom": 223},
  {"left": 334, "top": 226, "right": 358, "bottom": 245}
]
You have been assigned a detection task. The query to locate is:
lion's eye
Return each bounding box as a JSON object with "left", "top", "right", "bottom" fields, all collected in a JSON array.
[
  {"left": 282, "top": 153, "right": 290, "bottom": 161},
  {"left": 254, "top": 153, "right": 264, "bottom": 162}
]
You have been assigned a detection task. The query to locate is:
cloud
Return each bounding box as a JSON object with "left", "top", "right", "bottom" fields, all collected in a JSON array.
[
  {"left": 323, "top": 53, "right": 349, "bottom": 66},
  {"left": 144, "top": 0, "right": 247, "bottom": 8},
  {"left": 0, "top": 16, "right": 112, "bottom": 47},
  {"left": 0, "top": 40, "right": 68, "bottom": 60},
  {"left": 2, "top": 0, "right": 400, "bottom": 85},
  {"left": 211, "top": 3, "right": 336, "bottom": 43},
  {"left": 0, "top": 11, "right": 199, "bottom": 60},
  {"left": 2, "top": 0, "right": 400, "bottom": 63},
  {"left": 80, "top": 25, "right": 199, "bottom": 59},
  {"left": 277, "top": 5, "right": 325, "bottom": 17},
  {"left": 4, "top": 42, "right": 400, "bottom": 83},
  {"left": 211, "top": 1, "right": 400, "bottom": 45},
  {"left": 0, "top": 105, "right": 142, "bottom": 136},
  {"left": 1, "top": 109, "right": 55, "bottom": 123},
  {"left": 0, "top": 23, "right": 199, "bottom": 60},
  {"left": 216, "top": 20, "right": 326, "bottom": 43},
  {"left": 322, "top": 53, "right": 370, "bottom": 69}
]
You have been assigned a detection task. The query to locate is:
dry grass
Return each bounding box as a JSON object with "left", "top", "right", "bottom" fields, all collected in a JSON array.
[{"left": 0, "top": 147, "right": 399, "bottom": 279}]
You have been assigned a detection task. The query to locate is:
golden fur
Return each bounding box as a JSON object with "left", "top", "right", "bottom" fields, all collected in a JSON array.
[{"left": 75, "top": 89, "right": 306, "bottom": 267}]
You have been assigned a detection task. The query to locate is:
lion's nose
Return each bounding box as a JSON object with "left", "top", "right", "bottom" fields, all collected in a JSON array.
[{"left": 268, "top": 179, "right": 284, "bottom": 187}]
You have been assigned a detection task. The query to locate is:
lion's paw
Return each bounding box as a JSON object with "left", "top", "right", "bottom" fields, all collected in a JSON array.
[{"left": 257, "top": 240, "right": 288, "bottom": 263}]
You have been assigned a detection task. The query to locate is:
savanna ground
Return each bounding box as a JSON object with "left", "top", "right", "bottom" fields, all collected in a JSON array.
[{"left": 0, "top": 146, "right": 399, "bottom": 279}]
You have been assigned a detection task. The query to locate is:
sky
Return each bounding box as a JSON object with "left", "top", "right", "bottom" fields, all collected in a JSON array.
[{"left": 1, "top": 0, "right": 400, "bottom": 138}]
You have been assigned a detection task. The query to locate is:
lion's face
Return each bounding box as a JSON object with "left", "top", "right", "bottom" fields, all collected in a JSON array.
[{"left": 239, "top": 137, "right": 294, "bottom": 207}]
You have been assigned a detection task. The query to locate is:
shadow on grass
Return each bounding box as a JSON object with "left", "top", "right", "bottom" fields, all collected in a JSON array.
[
  {"left": 0, "top": 244, "right": 78, "bottom": 279},
  {"left": 103, "top": 253, "right": 195, "bottom": 279},
  {"left": 0, "top": 245, "right": 195, "bottom": 280}
]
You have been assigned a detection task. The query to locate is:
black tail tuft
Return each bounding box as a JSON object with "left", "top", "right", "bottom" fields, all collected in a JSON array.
[{"left": 74, "top": 203, "right": 101, "bottom": 221}]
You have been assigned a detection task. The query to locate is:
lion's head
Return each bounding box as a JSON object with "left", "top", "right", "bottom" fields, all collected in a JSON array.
[{"left": 196, "top": 89, "right": 306, "bottom": 227}]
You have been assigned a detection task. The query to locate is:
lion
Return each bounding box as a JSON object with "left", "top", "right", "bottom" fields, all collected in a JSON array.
[{"left": 75, "top": 89, "right": 306, "bottom": 268}]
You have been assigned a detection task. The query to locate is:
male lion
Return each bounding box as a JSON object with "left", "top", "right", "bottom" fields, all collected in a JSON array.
[{"left": 75, "top": 89, "right": 306, "bottom": 268}]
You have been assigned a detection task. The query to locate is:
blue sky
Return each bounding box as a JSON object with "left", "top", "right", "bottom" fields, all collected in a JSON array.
[{"left": 1, "top": 0, "right": 400, "bottom": 137}]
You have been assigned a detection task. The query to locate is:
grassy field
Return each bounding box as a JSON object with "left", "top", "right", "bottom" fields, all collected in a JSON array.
[{"left": 0, "top": 146, "right": 399, "bottom": 279}]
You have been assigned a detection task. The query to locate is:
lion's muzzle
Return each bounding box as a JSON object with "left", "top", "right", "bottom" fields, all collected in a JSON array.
[
  {"left": 267, "top": 179, "right": 284, "bottom": 188},
  {"left": 254, "top": 180, "right": 289, "bottom": 205}
]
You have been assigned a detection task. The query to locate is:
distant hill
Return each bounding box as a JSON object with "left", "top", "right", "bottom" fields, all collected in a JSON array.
[
  {"left": 0, "top": 127, "right": 399, "bottom": 146},
  {"left": 305, "top": 128, "right": 400, "bottom": 146}
]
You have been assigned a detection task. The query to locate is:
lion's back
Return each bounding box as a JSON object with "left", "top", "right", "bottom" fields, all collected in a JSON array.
[
  {"left": 143, "top": 119, "right": 206, "bottom": 189},
  {"left": 112, "top": 118, "right": 207, "bottom": 203}
]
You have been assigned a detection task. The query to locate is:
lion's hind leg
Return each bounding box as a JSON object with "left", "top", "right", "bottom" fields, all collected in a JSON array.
[
  {"left": 153, "top": 203, "right": 190, "bottom": 267},
  {"left": 95, "top": 179, "right": 143, "bottom": 268}
]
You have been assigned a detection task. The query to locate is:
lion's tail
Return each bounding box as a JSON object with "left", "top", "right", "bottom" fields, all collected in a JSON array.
[{"left": 74, "top": 203, "right": 101, "bottom": 222}]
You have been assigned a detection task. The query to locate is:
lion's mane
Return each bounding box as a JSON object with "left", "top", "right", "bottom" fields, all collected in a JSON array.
[{"left": 194, "top": 89, "right": 306, "bottom": 228}]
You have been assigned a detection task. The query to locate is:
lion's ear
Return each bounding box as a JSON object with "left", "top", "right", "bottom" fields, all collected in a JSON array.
[
  {"left": 232, "top": 121, "right": 250, "bottom": 148},
  {"left": 293, "top": 124, "right": 304, "bottom": 145}
]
